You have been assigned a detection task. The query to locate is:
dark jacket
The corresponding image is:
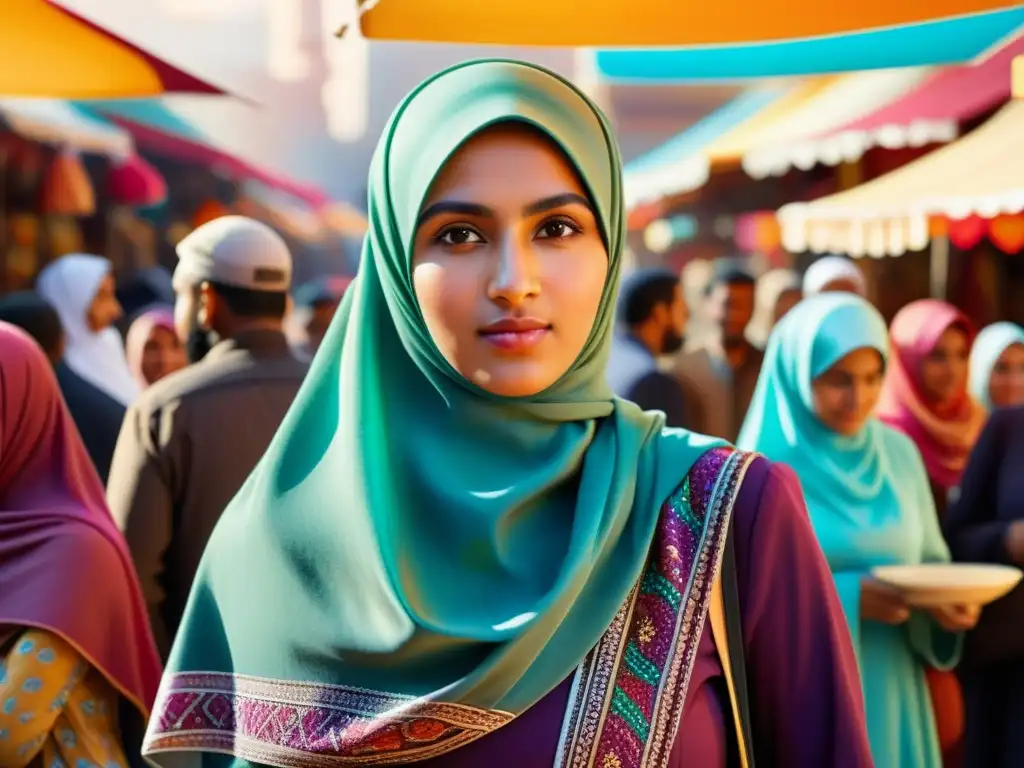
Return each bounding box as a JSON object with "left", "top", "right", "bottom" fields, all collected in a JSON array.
[{"left": 107, "top": 330, "right": 308, "bottom": 656}]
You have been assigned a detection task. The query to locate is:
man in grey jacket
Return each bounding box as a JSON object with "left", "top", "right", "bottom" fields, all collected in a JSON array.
[{"left": 107, "top": 216, "right": 309, "bottom": 657}]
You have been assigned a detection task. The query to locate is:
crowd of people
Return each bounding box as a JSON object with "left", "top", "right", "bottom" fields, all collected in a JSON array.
[{"left": 2, "top": 59, "right": 1024, "bottom": 768}]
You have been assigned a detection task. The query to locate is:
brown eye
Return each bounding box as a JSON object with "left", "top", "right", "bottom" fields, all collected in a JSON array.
[
  {"left": 536, "top": 218, "right": 580, "bottom": 240},
  {"left": 436, "top": 227, "right": 484, "bottom": 246}
]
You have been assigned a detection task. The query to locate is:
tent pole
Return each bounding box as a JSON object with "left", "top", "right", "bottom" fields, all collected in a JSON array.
[{"left": 930, "top": 233, "right": 950, "bottom": 300}]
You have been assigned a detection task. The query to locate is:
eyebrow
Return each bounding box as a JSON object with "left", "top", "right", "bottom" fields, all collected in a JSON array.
[
  {"left": 416, "top": 193, "right": 594, "bottom": 229},
  {"left": 523, "top": 193, "right": 593, "bottom": 216}
]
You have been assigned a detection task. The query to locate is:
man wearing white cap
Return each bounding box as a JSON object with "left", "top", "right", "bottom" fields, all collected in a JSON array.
[{"left": 107, "top": 216, "right": 310, "bottom": 657}]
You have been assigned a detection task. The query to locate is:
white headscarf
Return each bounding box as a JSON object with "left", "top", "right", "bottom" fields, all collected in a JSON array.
[
  {"left": 802, "top": 255, "right": 866, "bottom": 296},
  {"left": 969, "top": 321, "right": 1024, "bottom": 409},
  {"left": 37, "top": 254, "right": 140, "bottom": 405}
]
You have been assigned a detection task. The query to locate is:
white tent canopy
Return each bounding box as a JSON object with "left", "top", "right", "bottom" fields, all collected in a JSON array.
[
  {"left": 778, "top": 100, "right": 1024, "bottom": 257},
  {"left": 0, "top": 99, "right": 133, "bottom": 158}
]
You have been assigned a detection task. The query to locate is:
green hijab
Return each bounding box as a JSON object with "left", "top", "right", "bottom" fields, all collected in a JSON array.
[{"left": 155, "top": 60, "right": 722, "bottom": 738}]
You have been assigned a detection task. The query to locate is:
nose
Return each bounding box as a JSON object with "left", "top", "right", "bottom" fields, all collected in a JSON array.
[
  {"left": 849, "top": 383, "right": 872, "bottom": 414},
  {"left": 487, "top": 235, "right": 540, "bottom": 308}
]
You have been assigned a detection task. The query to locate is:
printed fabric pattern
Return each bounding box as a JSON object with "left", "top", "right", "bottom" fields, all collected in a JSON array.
[{"left": 0, "top": 629, "right": 128, "bottom": 768}]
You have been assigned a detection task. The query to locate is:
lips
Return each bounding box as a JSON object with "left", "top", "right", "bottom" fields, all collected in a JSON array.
[{"left": 478, "top": 317, "right": 551, "bottom": 353}]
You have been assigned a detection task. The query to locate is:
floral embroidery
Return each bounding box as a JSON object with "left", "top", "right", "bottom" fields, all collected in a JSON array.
[{"left": 637, "top": 617, "right": 656, "bottom": 645}]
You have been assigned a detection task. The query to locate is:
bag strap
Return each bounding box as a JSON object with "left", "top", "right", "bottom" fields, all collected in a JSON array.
[{"left": 709, "top": 532, "right": 755, "bottom": 768}]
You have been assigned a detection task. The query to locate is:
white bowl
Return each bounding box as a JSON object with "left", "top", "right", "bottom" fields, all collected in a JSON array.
[{"left": 871, "top": 563, "right": 1023, "bottom": 608}]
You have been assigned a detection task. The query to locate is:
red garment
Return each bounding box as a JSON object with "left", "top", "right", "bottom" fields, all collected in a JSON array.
[
  {"left": 0, "top": 322, "right": 161, "bottom": 713},
  {"left": 877, "top": 299, "right": 985, "bottom": 491}
]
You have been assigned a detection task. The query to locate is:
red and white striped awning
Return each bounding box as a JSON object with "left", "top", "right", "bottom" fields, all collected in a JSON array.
[{"left": 748, "top": 32, "right": 1024, "bottom": 178}]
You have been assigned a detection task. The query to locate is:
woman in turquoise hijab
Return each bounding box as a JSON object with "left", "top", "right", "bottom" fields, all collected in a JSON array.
[
  {"left": 969, "top": 322, "right": 1024, "bottom": 410},
  {"left": 738, "top": 293, "right": 980, "bottom": 767},
  {"left": 142, "top": 60, "right": 870, "bottom": 768}
]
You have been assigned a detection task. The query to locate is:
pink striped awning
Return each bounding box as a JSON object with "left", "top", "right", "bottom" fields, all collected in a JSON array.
[{"left": 755, "top": 32, "right": 1024, "bottom": 176}]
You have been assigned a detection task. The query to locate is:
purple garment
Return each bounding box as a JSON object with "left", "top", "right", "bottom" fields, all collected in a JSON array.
[
  {"left": 944, "top": 406, "right": 1024, "bottom": 768},
  {"left": 421, "top": 457, "right": 872, "bottom": 767}
]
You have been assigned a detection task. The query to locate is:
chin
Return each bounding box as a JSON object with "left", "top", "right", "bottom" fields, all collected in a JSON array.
[
  {"left": 468, "top": 364, "right": 558, "bottom": 399},
  {"left": 831, "top": 422, "right": 865, "bottom": 437}
]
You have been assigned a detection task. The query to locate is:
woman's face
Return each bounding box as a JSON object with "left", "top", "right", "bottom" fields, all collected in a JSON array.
[
  {"left": 141, "top": 325, "right": 187, "bottom": 385},
  {"left": 86, "top": 274, "right": 123, "bottom": 332},
  {"left": 988, "top": 342, "right": 1024, "bottom": 408},
  {"left": 919, "top": 325, "right": 970, "bottom": 408},
  {"left": 812, "top": 347, "right": 885, "bottom": 436},
  {"left": 412, "top": 124, "right": 608, "bottom": 398}
]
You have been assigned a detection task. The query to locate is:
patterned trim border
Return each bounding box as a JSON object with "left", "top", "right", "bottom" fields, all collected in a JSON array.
[
  {"left": 555, "top": 447, "right": 757, "bottom": 768},
  {"left": 144, "top": 672, "right": 513, "bottom": 765},
  {"left": 143, "top": 448, "right": 758, "bottom": 768}
]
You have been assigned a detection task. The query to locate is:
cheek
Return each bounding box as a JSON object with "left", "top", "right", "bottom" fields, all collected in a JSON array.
[
  {"left": 821, "top": 390, "right": 844, "bottom": 415},
  {"left": 412, "top": 261, "right": 481, "bottom": 357},
  {"left": 862, "top": 383, "right": 883, "bottom": 413},
  {"left": 811, "top": 385, "right": 835, "bottom": 417},
  {"left": 174, "top": 298, "right": 196, "bottom": 338},
  {"left": 546, "top": 252, "right": 607, "bottom": 340},
  {"left": 919, "top": 362, "right": 943, "bottom": 388}
]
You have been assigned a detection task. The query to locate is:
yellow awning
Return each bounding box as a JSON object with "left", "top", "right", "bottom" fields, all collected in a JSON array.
[
  {"left": 358, "top": 0, "right": 1020, "bottom": 47},
  {"left": 706, "top": 68, "right": 933, "bottom": 175},
  {"left": 705, "top": 78, "right": 840, "bottom": 166},
  {"left": 0, "top": 0, "right": 224, "bottom": 97},
  {"left": 778, "top": 100, "right": 1024, "bottom": 257}
]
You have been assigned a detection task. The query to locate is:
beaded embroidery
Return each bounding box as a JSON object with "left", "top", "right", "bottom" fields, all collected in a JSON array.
[{"left": 555, "top": 447, "right": 756, "bottom": 768}]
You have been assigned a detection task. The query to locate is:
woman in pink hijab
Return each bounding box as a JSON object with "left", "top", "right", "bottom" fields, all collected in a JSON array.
[
  {"left": 876, "top": 299, "right": 986, "bottom": 768},
  {"left": 0, "top": 323, "right": 162, "bottom": 768},
  {"left": 878, "top": 299, "right": 986, "bottom": 515},
  {"left": 125, "top": 307, "right": 186, "bottom": 387}
]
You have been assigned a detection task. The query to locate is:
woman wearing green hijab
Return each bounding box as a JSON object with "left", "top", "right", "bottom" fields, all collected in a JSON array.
[
  {"left": 142, "top": 60, "right": 871, "bottom": 768},
  {"left": 738, "top": 293, "right": 979, "bottom": 767}
]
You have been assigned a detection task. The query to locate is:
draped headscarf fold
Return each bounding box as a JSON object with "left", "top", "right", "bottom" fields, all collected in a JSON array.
[
  {"left": 0, "top": 322, "right": 161, "bottom": 713},
  {"left": 36, "top": 254, "right": 140, "bottom": 405},
  {"left": 146, "top": 59, "right": 723, "bottom": 767},
  {"left": 968, "top": 321, "right": 1024, "bottom": 409},
  {"left": 876, "top": 299, "right": 985, "bottom": 490}
]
